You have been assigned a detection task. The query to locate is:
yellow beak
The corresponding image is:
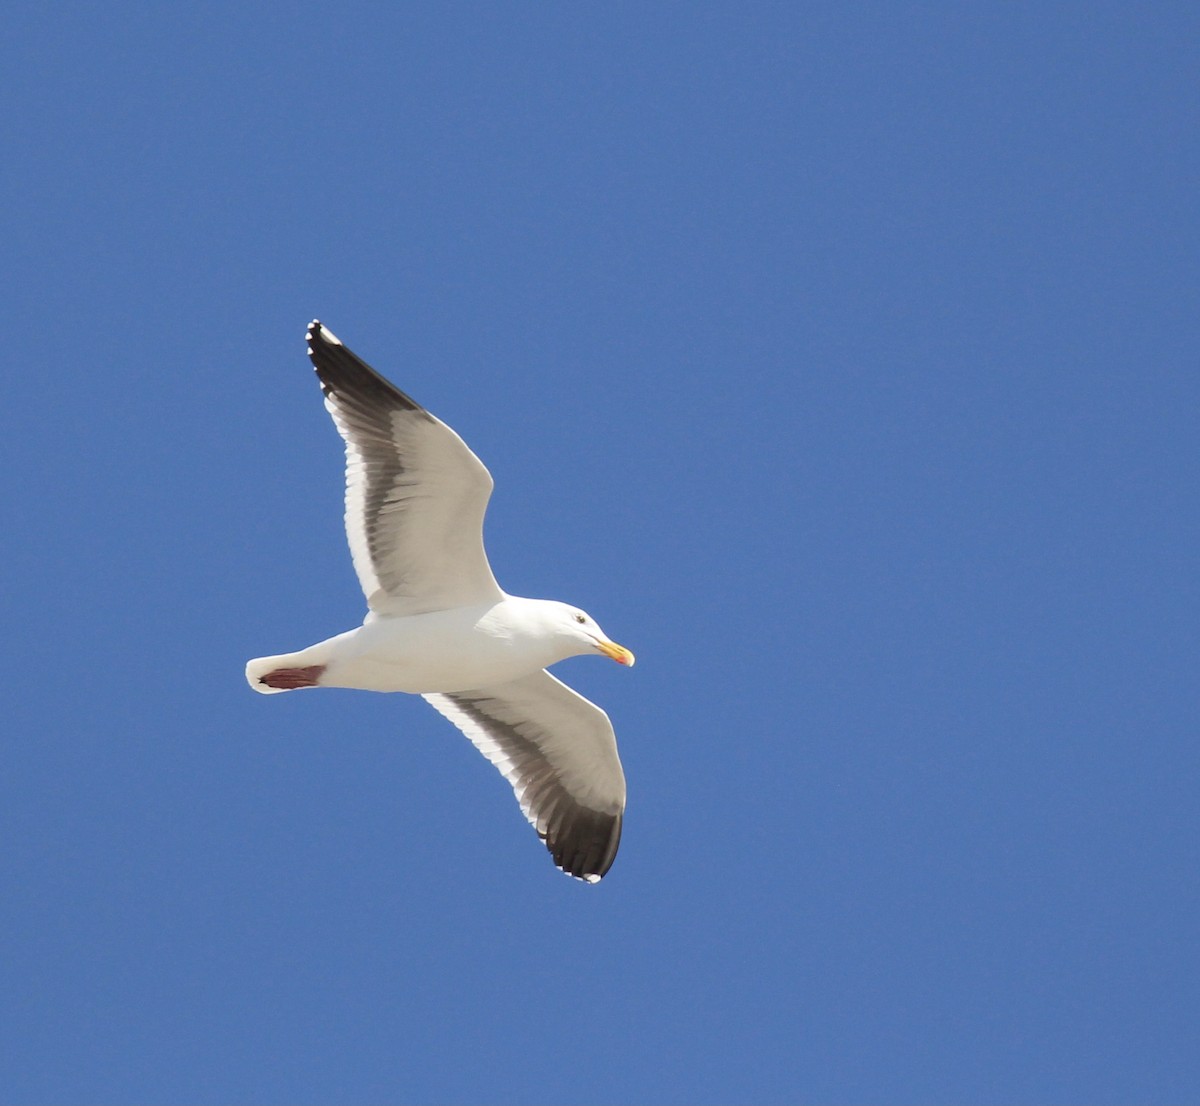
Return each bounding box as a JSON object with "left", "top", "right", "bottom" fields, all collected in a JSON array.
[{"left": 595, "top": 639, "right": 636, "bottom": 667}]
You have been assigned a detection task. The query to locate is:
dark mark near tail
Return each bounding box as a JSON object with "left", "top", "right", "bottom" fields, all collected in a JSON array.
[{"left": 259, "top": 665, "right": 326, "bottom": 690}]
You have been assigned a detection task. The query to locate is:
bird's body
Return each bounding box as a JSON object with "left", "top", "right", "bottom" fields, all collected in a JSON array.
[
  {"left": 248, "top": 596, "right": 606, "bottom": 695},
  {"left": 246, "top": 322, "right": 634, "bottom": 882}
]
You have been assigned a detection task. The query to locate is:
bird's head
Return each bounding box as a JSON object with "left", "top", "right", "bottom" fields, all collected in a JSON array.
[{"left": 548, "top": 602, "right": 635, "bottom": 667}]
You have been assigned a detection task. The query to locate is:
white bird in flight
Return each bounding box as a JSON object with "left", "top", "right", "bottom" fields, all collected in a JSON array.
[{"left": 247, "top": 322, "right": 635, "bottom": 882}]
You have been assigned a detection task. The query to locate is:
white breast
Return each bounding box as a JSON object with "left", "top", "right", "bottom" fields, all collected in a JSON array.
[{"left": 321, "top": 600, "right": 565, "bottom": 693}]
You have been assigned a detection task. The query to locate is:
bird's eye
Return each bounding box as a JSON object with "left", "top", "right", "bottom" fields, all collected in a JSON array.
[{"left": 574, "top": 613, "right": 587, "bottom": 624}]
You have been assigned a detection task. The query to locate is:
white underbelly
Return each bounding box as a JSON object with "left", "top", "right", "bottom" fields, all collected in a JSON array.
[{"left": 320, "top": 608, "right": 553, "bottom": 693}]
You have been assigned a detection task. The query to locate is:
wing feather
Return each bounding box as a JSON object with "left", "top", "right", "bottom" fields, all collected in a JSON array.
[
  {"left": 306, "top": 321, "right": 503, "bottom": 615},
  {"left": 423, "top": 670, "right": 626, "bottom": 882}
]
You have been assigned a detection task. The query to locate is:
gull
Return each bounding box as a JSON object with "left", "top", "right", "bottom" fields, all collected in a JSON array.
[{"left": 246, "top": 322, "right": 635, "bottom": 882}]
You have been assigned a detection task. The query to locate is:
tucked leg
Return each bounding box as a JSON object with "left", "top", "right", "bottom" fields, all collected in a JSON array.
[{"left": 256, "top": 664, "right": 326, "bottom": 690}]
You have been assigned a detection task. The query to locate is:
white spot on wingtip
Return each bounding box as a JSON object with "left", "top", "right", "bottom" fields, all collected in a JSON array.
[
  {"left": 583, "top": 873, "right": 601, "bottom": 884},
  {"left": 307, "top": 320, "right": 342, "bottom": 345}
]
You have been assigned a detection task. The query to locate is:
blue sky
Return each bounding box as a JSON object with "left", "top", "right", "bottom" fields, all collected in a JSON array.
[{"left": 3, "top": 3, "right": 1197, "bottom": 1103}]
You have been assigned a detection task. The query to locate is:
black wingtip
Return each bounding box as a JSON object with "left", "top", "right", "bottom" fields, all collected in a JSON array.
[
  {"left": 302, "top": 321, "right": 425, "bottom": 413},
  {"left": 548, "top": 808, "right": 623, "bottom": 884}
]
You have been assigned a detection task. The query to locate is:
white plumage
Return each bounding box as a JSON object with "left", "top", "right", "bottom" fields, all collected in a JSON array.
[{"left": 246, "top": 322, "right": 634, "bottom": 882}]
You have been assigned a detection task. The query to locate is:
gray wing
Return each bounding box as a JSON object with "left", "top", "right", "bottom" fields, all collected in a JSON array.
[
  {"left": 307, "top": 321, "right": 504, "bottom": 615},
  {"left": 423, "top": 670, "right": 627, "bottom": 882}
]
